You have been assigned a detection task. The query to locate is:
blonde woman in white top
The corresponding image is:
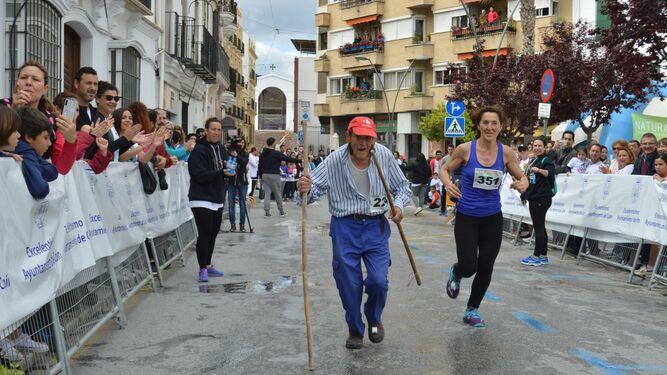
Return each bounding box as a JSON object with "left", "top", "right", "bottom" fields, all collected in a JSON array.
[{"left": 601, "top": 143, "right": 634, "bottom": 175}]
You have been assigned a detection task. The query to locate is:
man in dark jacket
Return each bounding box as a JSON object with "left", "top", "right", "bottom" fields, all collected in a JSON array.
[
  {"left": 188, "top": 118, "right": 229, "bottom": 283},
  {"left": 554, "top": 130, "right": 576, "bottom": 174},
  {"left": 258, "top": 137, "right": 300, "bottom": 217},
  {"left": 73, "top": 67, "right": 104, "bottom": 130},
  {"left": 632, "top": 132, "right": 658, "bottom": 176},
  {"left": 632, "top": 132, "right": 658, "bottom": 274}
]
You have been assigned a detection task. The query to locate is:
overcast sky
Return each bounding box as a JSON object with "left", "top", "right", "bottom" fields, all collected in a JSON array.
[{"left": 237, "top": 0, "right": 317, "bottom": 79}]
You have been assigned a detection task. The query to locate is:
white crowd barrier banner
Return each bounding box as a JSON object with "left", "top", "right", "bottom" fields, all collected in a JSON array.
[
  {"left": 500, "top": 174, "right": 667, "bottom": 245},
  {"left": 0, "top": 160, "right": 193, "bottom": 331}
]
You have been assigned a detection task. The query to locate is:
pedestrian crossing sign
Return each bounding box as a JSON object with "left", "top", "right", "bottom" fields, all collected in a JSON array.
[{"left": 445, "top": 117, "right": 465, "bottom": 138}]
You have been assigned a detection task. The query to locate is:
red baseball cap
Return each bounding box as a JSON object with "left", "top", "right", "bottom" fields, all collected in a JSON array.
[{"left": 347, "top": 116, "right": 377, "bottom": 138}]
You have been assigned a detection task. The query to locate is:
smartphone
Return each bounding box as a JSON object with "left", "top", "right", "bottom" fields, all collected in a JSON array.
[{"left": 62, "top": 98, "right": 78, "bottom": 122}]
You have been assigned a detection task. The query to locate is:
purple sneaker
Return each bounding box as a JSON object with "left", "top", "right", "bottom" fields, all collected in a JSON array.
[
  {"left": 198, "top": 268, "right": 209, "bottom": 283},
  {"left": 207, "top": 266, "right": 224, "bottom": 277},
  {"left": 463, "top": 308, "right": 486, "bottom": 328},
  {"left": 446, "top": 266, "right": 460, "bottom": 299}
]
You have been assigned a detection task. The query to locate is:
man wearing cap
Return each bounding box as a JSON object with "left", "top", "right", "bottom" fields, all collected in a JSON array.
[{"left": 297, "top": 116, "right": 411, "bottom": 349}]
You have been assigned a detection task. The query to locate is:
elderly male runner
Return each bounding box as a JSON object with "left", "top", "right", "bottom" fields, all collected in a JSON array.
[{"left": 297, "top": 116, "right": 411, "bottom": 349}]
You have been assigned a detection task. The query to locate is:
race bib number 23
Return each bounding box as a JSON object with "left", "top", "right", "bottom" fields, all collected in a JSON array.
[
  {"left": 472, "top": 168, "right": 503, "bottom": 190},
  {"left": 368, "top": 195, "right": 389, "bottom": 214}
]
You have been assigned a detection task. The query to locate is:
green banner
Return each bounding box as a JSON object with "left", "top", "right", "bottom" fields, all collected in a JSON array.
[{"left": 632, "top": 113, "right": 667, "bottom": 140}]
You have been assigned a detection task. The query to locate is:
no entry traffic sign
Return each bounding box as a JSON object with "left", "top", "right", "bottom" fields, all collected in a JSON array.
[{"left": 540, "top": 69, "right": 555, "bottom": 103}]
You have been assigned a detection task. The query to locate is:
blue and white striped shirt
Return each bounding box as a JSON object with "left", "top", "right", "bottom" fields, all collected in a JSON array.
[{"left": 297, "top": 143, "right": 411, "bottom": 217}]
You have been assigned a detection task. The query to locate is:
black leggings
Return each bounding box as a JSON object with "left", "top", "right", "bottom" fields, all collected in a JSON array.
[
  {"left": 529, "top": 197, "right": 552, "bottom": 257},
  {"left": 192, "top": 207, "right": 223, "bottom": 269},
  {"left": 453, "top": 211, "right": 503, "bottom": 309}
]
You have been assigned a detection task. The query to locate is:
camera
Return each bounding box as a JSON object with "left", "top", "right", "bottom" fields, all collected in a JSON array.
[{"left": 227, "top": 136, "right": 243, "bottom": 152}]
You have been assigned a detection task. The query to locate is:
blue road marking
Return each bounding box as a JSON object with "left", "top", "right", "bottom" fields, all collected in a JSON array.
[
  {"left": 572, "top": 349, "right": 667, "bottom": 375},
  {"left": 512, "top": 311, "right": 554, "bottom": 333},
  {"left": 484, "top": 292, "right": 503, "bottom": 301},
  {"left": 423, "top": 255, "right": 438, "bottom": 265}
]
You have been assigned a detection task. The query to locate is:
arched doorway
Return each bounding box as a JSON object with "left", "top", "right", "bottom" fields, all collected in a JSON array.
[
  {"left": 64, "top": 24, "right": 81, "bottom": 93},
  {"left": 258, "top": 87, "right": 286, "bottom": 130}
]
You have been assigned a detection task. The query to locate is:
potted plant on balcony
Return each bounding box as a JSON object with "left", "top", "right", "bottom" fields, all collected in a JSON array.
[{"left": 345, "top": 86, "right": 362, "bottom": 99}]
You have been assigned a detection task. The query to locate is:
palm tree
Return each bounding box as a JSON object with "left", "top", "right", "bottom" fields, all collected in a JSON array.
[{"left": 520, "top": 0, "right": 536, "bottom": 54}]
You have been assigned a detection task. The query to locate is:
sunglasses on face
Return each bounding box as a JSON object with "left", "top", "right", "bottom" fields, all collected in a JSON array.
[
  {"left": 101, "top": 95, "right": 121, "bottom": 102},
  {"left": 612, "top": 147, "right": 620, "bottom": 150}
]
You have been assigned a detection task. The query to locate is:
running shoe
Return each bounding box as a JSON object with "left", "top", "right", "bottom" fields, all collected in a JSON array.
[
  {"left": 463, "top": 308, "right": 486, "bottom": 328},
  {"left": 198, "top": 268, "right": 209, "bottom": 283},
  {"left": 521, "top": 255, "right": 542, "bottom": 266},
  {"left": 539, "top": 256, "right": 550, "bottom": 265},
  {"left": 12, "top": 333, "right": 49, "bottom": 352},
  {"left": 264, "top": 212, "right": 272, "bottom": 218},
  {"left": 439, "top": 211, "right": 446, "bottom": 216},
  {"left": 280, "top": 211, "right": 288, "bottom": 217},
  {"left": 414, "top": 207, "right": 423, "bottom": 216},
  {"left": 446, "top": 266, "right": 460, "bottom": 299},
  {"left": 207, "top": 266, "right": 224, "bottom": 277}
]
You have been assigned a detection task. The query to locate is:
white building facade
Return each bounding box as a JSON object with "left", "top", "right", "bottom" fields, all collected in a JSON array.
[{"left": 2, "top": 0, "right": 237, "bottom": 134}]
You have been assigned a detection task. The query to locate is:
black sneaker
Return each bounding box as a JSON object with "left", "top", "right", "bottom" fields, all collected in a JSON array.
[
  {"left": 265, "top": 212, "right": 272, "bottom": 218},
  {"left": 368, "top": 323, "right": 384, "bottom": 343},
  {"left": 345, "top": 329, "right": 363, "bottom": 349},
  {"left": 239, "top": 225, "right": 246, "bottom": 232},
  {"left": 230, "top": 224, "right": 236, "bottom": 232}
]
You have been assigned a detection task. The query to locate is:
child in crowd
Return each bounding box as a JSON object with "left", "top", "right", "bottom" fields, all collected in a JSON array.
[
  {"left": 0, "top": 106, "right": 21, "bottom": 161},
  {"left": 427, "top": 185, "right": 441, "bottom": 209},
  {"left": 654, "top": 153, "right": 667, "bottom": 184},
  {"left": 430, "top": 172, "right": 443, "bottom": 191},
  {"left": 567, "top": 146, "right": 590, "bottom": 174},
  {"left": 13, "top": 107, "right": 59, "bottom": 199},
  {"left": 658, "top": 138, "right": 667, "bottom": 155}
]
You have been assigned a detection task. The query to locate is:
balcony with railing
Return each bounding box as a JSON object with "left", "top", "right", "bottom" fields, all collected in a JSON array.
[
  {"left": 166, "top": 12, "right": 223, "bottom": 84},
  {"left": 229, "top": 34, "right": 245, "bottom": 54},
  {"left": 340, "top": 0, "right": 384, "bottom": 21},
  {"left": 344, "top": 87, "right": 382, "bottom": 100},
  {"left": 218, "top": 44, "right": 230, "bottom": 81}
]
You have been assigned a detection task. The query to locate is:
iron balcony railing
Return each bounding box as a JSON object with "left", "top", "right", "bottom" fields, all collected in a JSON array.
[
  {"left": 166, "top": 12, "right": 229, "bottom": 84},
  {"left": 222, "top": 0, "right": 238, "bottom": 24}
]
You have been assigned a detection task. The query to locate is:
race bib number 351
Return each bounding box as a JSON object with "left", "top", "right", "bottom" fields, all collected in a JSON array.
[
  {"left": 369, "top": 195, "right": 389, "bottom": 214},
  {"left": 472, "top": 168, "right": 503, "bottom": 190}
]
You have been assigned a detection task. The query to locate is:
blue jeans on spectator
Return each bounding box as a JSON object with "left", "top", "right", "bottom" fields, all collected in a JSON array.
[{"left": 227, "top": 184, "right": 248, "bottom": 226}]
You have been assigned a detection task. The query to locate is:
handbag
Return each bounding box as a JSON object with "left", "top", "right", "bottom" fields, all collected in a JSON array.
[{"left": 138, "top": 162, "right": 157, "bottom": 194}]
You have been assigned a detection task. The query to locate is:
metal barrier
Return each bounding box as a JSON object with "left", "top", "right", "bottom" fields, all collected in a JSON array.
[
  {"left": 146, "top": 229, "right": 186, "bottom": 287},
  {"left": 502, "top": 215, "right": 522, "bottom": 239},
  {"left": 649, "top": 245, "right": 667, "bottom": 289},
  {"left": 0, "top": 218, "right": 197, "bottom": 375}
]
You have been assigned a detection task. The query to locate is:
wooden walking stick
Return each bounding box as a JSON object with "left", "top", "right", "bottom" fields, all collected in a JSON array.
[
  {"left": 300, "top": 121, "right": 315, "bottom": 370},
  {"left": 370, "top": 149, "right": 422, "bottom": 286}
]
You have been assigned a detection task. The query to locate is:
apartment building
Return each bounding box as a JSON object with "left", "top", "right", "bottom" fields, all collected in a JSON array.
[
  {"left": 313, "top": 0, "right": 603, "bottom": 159},
  {"left": 222, "top": 7, "right": 258, "bottom": 145}
]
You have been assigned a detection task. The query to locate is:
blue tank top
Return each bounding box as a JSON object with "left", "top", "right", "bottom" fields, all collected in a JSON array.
[{"left": 457, "top": 139, "right": 505, "bottom": 217}]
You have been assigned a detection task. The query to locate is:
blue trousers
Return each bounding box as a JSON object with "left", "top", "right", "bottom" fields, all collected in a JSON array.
[
  {"left": 227, "top": 184, "right": 248, "bottom": 225},
  {"left": 330, "top": 215, "right": 391, "bottom": 336}
]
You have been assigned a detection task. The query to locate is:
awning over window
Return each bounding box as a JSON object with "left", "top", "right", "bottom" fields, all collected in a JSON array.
[
  {"left": 457, "top": 48, "right": 511, "bottom": 60},
  {"left": 346, "top": 15, "right": 378, "bottom": 26}
]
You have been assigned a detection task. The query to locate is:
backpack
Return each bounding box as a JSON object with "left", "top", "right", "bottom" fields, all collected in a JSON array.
[{"left": 540, "top": 157, "right": 557, "bottom": 196}]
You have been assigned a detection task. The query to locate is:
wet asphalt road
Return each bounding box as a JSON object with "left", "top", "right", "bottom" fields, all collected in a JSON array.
[{"left": 72, "top": 199, "right": 667, "bottom": 375}]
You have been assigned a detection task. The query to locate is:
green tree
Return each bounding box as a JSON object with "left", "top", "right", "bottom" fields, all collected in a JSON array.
[{"left": 419, "top": 102, "right": 475, "bottom": 144}]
